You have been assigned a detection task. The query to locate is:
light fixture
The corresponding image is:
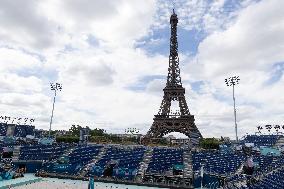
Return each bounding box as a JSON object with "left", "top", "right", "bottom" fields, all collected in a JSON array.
[
  {"left": 49, "top": 82, "right": 62, "bottom": 138},
  {"left": 225, "top": 76, "right": 240, "bottom": 142}
]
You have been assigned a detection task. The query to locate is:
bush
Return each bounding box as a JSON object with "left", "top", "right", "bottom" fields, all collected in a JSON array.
[
  {"left": 200, "top": 138, "right": 220, "bottom": 149},
  {"left": 56, "top": 136, "right": 79, "bottom": 143}
]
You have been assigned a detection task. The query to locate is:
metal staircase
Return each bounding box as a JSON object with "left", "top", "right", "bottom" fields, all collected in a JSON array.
[
  {"left": 77, "top": 145, "right": 109, "bottom": 177},
  {"left": 226, "top": 157, "right": 283, "bottom": 189},
  {"left": 62, "top": 146, "right": 76, "bottom": 156},
  {"left": 12, "top": 146, "right": 21, "bottom": 161},
  {"left": 235, "top": 163, "right": 244, "bottom": 174},
  {"left": 275, "top": 136, "right": 284, "bottom": 147},
  {"left": 183, "top": 149, "right": 193, "bottom": 179},
  {"left": 135, "top": 147, "right": 153, "bottom": 181}
]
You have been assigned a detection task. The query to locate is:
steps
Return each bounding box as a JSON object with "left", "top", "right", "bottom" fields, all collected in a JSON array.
[
  {"left": 12, "top": 146, "right": 21, "bottom": 161},
  {"left": 235, "top": 163, "right": 244, "bottom": 174},
  {"left": 275, "top": 136, "right": 284, "bottom": 147},
  {"left": 227, "top": 158, "right": 284, "bottom": 188},
  {"left": 62, "top": 146, "right": 76, "bottom": 156},
  {"left": 183, "top": 149, "right": 193, "bottom": 179},
  {"left": 77, "top": 145, "right": 109, "bottom": 177},
  {"left": 135, "top": 147, "right": 153, "bottom": 181}
]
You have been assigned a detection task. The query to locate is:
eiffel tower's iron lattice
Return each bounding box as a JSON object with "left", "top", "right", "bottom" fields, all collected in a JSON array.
[{"left": 145, "top": 10, "right": 202, "bottom": 141}]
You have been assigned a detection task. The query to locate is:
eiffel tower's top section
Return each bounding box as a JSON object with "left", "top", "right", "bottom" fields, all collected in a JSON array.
[{"left": 166, "top": 9, "right": 182, "bottom": 88}]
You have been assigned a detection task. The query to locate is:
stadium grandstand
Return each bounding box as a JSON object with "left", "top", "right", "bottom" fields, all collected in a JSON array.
[{"left": 1, "top": 119, "right": 284, "bottom": 189}]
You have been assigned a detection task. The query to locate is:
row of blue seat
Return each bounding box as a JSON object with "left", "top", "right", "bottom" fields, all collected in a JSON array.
[
  {"left": 252, "top": 167, "right": 284, "bottom": 189},
  {"left": 193, "top": 152, "right": 245, "bottom": 175},
  {"left": 0, "top": 123, "right": 7, "bottom": 136},
  {"left": 89, "top": 147, "right": 145, "bottom": 180},
  {"left": 0, "top": 123, "right": 34, "bottom": 137},
  {"left": 19, "top": 144, "right": 69, "bottom": 160},
  {"left": 43, "top": 145, "right": 103, "bottom": 175},
  {"left": 147, "top": 148, "right": 183, "bottom": 174},
  {"left": 242, "top": 135, "right": 281, "bottom": 147}
]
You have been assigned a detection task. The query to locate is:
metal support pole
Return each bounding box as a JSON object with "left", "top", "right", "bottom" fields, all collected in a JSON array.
[
  {"left": 233, "top": 84, "right": 238, "bottom": 142},
  {"left": 49, "top": 90, "right": 56, "bottom": 138},
  {"left": 200, "top": 164, "right": 203, "bottom": 189}
]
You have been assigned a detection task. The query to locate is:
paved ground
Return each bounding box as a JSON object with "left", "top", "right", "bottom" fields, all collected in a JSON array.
[{"left": 12, "top": 178, "right": 160, "bottom": 189}]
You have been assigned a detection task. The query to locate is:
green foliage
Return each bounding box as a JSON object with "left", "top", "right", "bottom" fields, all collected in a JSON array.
[
  {"left": 69, "top": 125, "right": 82, "bottom": 136},
  {"left": 106, "top": 135, "right": 122, "bottom": 143},
  {"left": 89, "top": 136, "right": 110, "bottom": 143},
  {"left": 200, "top": 138, "right": 220, "bottom": 149},
  {"left": 59, "top": 124, "right": 141, "bottom": 144},
  {"left": 90, "top": 128, "right": 105, "bottom": 136},
  {"left": 56, "top": 136, "right": 79, "bottom": 143},
  {"left": 68, "top": 125, "right": 106, "bottom": 137}
]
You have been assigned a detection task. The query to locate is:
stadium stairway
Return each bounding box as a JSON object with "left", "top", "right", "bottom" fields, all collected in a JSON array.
[
  {"left": 77, "top": 145, "right": 109, "bottom": 177},
  {"left": 183, "top": 149, "right": 193, "bottom": 179},
  {"left": 135, "top": 147, "right": 153, "bottom": 181},
  {"left": 226, "top": 156, "right": 284, "bottom": 188},
  {"left": 44, "top": 145, "right": 76, "bottom": 165},
  {"left": 235, "top": 163, "right": 244, "bottom": 175},
  {"left": 251, "top": 166, "right": 284, "bottom": 189},
  {"left": 62, "top": 146, "right": 77, "bottom": 156},
  {"left": 12, "top": 146, "right": 21, "bottom": 161},
  {"left": 223, "top": 162, "right": 247, "bottom": 188},
  {"left": 275, "top": 136, "right": 284, "bottom": 147},
  {"left": 254, "top": 156, "right": 282, "bottom": 182},
  {"left": 241, "top": 164, "right": 284, "bottom": 189}
]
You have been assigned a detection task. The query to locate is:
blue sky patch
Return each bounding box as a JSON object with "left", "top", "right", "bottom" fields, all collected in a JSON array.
[
  {"left": 190, "top": 81, "right": 205, "bottom": 93},
  {"left": 136, "top": 26, "right": 205, "bottom": 56},
  {"left": 87, "top": 35, "right": 100, "bottom": 47},
  {"left": 265, "top": 62, "right": 284, "bottom": 85},
  {"left": 126, "top": 75, "right": 165, "bottom": 91}
]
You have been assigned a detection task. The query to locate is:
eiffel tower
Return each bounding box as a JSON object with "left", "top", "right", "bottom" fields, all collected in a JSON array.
[{"left": 145, "top": 10, "right": 202, "bottom": 143}]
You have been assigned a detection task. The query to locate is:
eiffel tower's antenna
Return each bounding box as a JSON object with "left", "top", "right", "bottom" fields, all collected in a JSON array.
[{"left": 167, "top": 5, "right": 182, "bottom": 88}]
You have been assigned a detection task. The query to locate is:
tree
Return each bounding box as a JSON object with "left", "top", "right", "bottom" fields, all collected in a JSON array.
[
  {"left": 56, "top": 136, "right": 79, "bottom": 143},
  {"left": 90, "top": 128, "right": 105, "bottom": 136},
  {"left": 69, "top": 125, "right": 82, "bottom": 136},
  {"left": 200, "top": 138, "right": 220, "bottom": 149}
]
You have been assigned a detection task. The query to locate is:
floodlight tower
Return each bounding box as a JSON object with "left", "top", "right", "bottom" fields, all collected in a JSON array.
[
  {"left": 49, "top": 82, "right": 62, "bottom": 138},
  {"left": 225, "top": 76, "right": 240, "bottom": 143},
  {"left": 125, "top": 128, "right": 140, "bottom": 135}
]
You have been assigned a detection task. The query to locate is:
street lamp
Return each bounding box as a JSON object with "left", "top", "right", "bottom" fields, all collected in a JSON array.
[
  {"left": 49, "top": 82, "right": 62, "bottom": 138},
  {"left": 225, "top": 76, "right": 240, "bottom": 143}
]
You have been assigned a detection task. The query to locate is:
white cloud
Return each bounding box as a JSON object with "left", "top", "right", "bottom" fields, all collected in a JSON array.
[
  {"left": 0, "top": 74, "right": 43, "bottom": 93},
  {"left": 0, "top": 0, "right": 283, "bottom": 140},
  {"left": 40, "top": 0, "right": 156, "bottom": 49},
  {"left": 182, "top": 0, "right": 284, "bottom": 138},
  {"left": 153, "top": 0, "right": 259, "bottom": 33},
  {"left": 0, "top": 0, "right": 56, "bottom": 49},
  {"left": 0, "top": 48, "right": 41, "bottom": 72},
  {"left": 198, "top": 0, "right": 284, "bottom": 77}
]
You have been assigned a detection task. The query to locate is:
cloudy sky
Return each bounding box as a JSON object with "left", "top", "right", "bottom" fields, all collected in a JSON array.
[{"left": 0, "top": 0, "right": 284, "bottom": 139}]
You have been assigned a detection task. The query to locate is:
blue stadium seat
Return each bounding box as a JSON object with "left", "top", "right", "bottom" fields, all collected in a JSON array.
[
  {"left": 242, "top": 135, "right": 281, "bottom": 147},
  {"left": 89, "top": 146, "right": 145, "bottom": 180},
  {"left": 19, "top": 144, "right": 69, "bottom": 161},
  {"left": 146, "top": 148, "right": 183, "bottom": 175}
]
